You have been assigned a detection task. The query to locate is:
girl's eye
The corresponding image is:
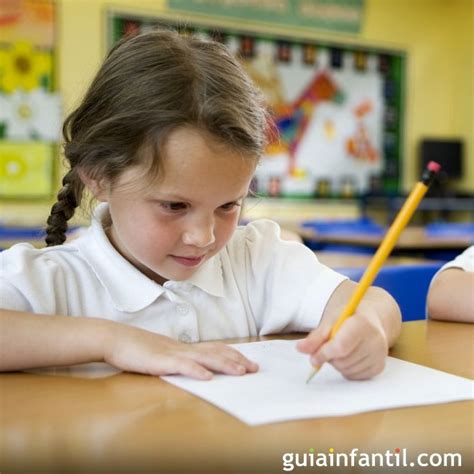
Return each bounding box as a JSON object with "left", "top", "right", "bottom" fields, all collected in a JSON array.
[
  {"left": 160, "top": 202, "right": 187, "bottom": 212},
  {"left": 220, "top": 201, "right": 241, "bottom": 211}
]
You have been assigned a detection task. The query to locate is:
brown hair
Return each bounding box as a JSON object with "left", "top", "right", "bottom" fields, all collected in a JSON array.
[{"left": 45, "top": 28, "right": 270, "bottom": 246}]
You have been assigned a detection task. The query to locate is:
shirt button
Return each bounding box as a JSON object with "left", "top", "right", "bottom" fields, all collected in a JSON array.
[
  {"left": 178, "top": 333, "right": 192, "bottom": 343},
  {"left": 177, "top": 304, "right": 189, "bottom": 315}
]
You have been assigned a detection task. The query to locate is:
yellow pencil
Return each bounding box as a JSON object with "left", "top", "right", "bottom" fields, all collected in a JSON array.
[{"left": 306, "top": 161, "right": 441, "bottom": 383}]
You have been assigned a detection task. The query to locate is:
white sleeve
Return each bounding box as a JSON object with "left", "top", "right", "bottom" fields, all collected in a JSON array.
[
  {"left": 425, "top": 246, "right": 474, "bottom": 318},
  {"left": 0, "top": 279, "right": 32, "bottom": 311},
  {"left": 437, "top": 246, "right": 474, "bottom": 273},
  {"left": 243, "top": 220, "right": 347, "bottom": 335},
  {"left": 430, "top": 246, "right": 474, "bottom": 287},
  {"left": 0, "top": 244, "right": 36, "bottom": 311},
  {"left": 0, "top": 243, "right": 65, "bottom": 314}
]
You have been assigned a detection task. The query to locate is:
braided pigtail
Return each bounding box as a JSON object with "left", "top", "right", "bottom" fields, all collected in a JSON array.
[{"left": 45, "top": 170, "right": 83, "bottom": 246}]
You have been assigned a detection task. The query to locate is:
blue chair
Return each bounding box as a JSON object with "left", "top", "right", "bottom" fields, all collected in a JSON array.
[
  {"left": 0, "top": 224, "right": 80, "bottom": 251},
  {"left": 0, "top": 224, "right": 46, "bottom": 240},
  {"left": 336, "top": 263, "right": 444, "bottom": 321}
]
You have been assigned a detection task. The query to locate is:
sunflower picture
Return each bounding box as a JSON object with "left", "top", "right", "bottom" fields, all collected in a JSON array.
[{"left": 0, "top": 0, "right": 58, "bottom": 199}]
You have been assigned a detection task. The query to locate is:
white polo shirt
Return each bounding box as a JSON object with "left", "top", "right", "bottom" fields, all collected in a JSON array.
[{"left": 0, "top": 204, "right": 346, "bottom": 342}]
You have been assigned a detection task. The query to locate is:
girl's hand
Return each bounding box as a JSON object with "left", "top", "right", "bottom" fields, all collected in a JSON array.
[
  {"left": 296, "top": 302, "right": 389, "bottom": 380},
  {"left": 103, "top": 324, "right": 259, "bottom": 380}
]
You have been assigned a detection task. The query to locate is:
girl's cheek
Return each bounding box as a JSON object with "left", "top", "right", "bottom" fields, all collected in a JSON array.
[{"left": 221, "top": 219, "right": 239, "bottom": 242}]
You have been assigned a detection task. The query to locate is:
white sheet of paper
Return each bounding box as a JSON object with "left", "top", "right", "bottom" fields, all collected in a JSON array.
[{"left": 162, "top": 339, "right": 474, "bottom": 425}]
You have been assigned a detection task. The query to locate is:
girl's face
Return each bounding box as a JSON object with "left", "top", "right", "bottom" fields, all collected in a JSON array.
[{"left": 95, "top": 127, "right": 256, "bottom": 285}]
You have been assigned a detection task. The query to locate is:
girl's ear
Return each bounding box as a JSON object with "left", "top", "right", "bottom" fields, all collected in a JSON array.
[{"left": 77, "top": 169, "right": 109, "bottom": 202}]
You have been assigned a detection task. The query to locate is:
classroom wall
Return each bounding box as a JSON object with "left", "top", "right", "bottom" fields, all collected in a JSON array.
[
  {"left": 362, "top": 0, "right": 473, "bottom": 191},
  {"left": 57, "top": 0, "right": 473, "bottom": 193}
]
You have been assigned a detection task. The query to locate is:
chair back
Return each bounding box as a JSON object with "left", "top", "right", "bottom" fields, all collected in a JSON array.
[{"left": 336, "top": 263, "right": 444, "bottom": 321}]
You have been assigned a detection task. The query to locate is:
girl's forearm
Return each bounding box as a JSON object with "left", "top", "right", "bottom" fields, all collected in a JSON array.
[
  {"left": 0, "top": 309, "right": 114, "bottom": 371},
  {"left": 427, "top": 269, "right": 474, "bottom": 323}
]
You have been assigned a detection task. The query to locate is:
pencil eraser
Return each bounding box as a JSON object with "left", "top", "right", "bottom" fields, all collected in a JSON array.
[{"left": 427, "top": 161, "right": 441, "bottom": 173}]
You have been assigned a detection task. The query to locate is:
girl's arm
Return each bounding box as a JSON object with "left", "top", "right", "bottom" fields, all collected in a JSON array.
[
  {"left": 297, "top": 280, "right": 402, "bottom": 380},
  {"left": 0, "top": 309, "right": 258, "bottom": 378},
  {"left": 427, "top": 269, "right": 474, "bottom": 323},
  {"left": 0, "top": 309, "right": 111, "bottom": 371}
]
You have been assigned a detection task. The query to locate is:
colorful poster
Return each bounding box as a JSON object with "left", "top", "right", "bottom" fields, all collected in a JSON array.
[
  {"left": 228, "top": 40, "right": 384, "bottom": 195},
  {"left": 0, "top": 0, "right": 59, "bottom": 198},
  {"left": 0, "top": 142, "right": 54, "bottom": 197}
]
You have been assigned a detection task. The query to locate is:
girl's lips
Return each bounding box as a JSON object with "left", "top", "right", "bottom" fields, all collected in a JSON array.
[{"left": 170, "top": 255, "right": 204, "bottom": 267}]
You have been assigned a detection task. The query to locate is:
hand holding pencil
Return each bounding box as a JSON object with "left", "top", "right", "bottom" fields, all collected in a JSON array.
[{"left": 298, "top": 162, "right": 441, "bottom": 383}]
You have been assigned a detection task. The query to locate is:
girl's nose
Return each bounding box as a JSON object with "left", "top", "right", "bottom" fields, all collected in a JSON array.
[{"left": 182, "top": 219, "right": 216, "bottom": 248}]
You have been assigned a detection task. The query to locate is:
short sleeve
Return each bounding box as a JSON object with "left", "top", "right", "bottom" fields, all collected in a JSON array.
[
  {"left": 0, "top": 243, "right": 70, "bottom": 314},
  {"left": 438, "top": 246, "right": 474, "bottom": 273},
  {"left": 0, "top": 244, "right": 36, "bottom": 311},
  {"left": 242, "top": 220, "right": 347, "bottom": 335},
  {"left": 428, "top": 245, "right": 474, "bottom": 298},
  {"left": 0, "top": 279, "right": 32, "bottom": 311}
]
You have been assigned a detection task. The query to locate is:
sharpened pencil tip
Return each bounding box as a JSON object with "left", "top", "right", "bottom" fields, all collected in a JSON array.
[{"left": 306, "top": 365, "right": 320, "bottom": 384}]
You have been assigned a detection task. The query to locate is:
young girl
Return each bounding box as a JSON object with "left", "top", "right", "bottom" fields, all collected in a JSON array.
[{"left": 0, "top": 30, "right": 401, "bottom": 380}]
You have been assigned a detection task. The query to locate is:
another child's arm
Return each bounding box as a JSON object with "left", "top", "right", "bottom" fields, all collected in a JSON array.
[
  {"left": 297, "top": 280, "right": 401, "bottom": 379},
  {"left": 0, "top": 309, "right": 258, "bottom": 378},
  {"left": 427, "top": 268, "right": 474, "bottom": 323}
]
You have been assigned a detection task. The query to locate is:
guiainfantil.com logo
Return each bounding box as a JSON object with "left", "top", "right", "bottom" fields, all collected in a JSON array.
[{"left": 282, "top": 447, "right": 462, "bottom": 471}]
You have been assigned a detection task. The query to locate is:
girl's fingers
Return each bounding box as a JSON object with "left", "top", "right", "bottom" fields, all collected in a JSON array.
[
  {"left": 185, "top": 346, "right": 258, "bottom": 376},
  {"left": 332, "top": 352, "right": 372, "bottom": 376},
  {"left": 157, "top": 355, "right": 213, "bottom": 380},
  {"left": 297, "top": 325, "right": 331, "bottom": 353},
  {"left": 328, "top": 342, "right": 369, "bottom": 372},
  {"left": 343, "top": 358, "right": 386, "bottom": 380},
  {"left": 196, "top": 343, "right": 259, "bottom": 373},
  {"left": 223, "top": 348, "right": 259, "bottom": 372},
  {"left": 310, "top": 325, "right": 363, "bottom": 366},
  {"left": 199, "top": 353, "right": 255, "bottom": 375}
]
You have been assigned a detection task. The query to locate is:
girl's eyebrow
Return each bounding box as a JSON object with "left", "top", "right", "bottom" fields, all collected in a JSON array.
[
  {"left": 153, "top": 194, "right": 190, "bottom": 202},
  {"left": 154, "top": 193, "right": 247, "bottom": 202}
]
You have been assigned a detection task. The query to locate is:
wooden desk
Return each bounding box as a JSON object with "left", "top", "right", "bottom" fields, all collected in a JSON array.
[
  {"left": 1, "top": 321, "right": 473, "bottom": 473},
  {"left": 304, "top": 226, "right": 473, "bottom": 252}
]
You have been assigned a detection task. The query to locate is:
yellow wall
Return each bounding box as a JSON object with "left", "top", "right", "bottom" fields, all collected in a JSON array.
[
  {"left": 362, "top": 0, "right": 473, "bottom": 191},
  {"left": 57, "top": 0, "right": 473, "bottom": 193}
]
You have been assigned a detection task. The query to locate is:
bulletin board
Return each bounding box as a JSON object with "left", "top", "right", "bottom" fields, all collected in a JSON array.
[
  {"left": 108, "top": 12, "right": 405, "bottom": 199},
  {"left": 0, "top": 0, "right": 61, "bottom": 199}
]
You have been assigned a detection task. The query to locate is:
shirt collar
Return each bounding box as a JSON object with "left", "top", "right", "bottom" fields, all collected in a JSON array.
[
  {"left": 74, "top": 203, "right": 225, "bottom": 312},
  {"left": 186, "top": 252, "right": 225, "bottom": 297}
]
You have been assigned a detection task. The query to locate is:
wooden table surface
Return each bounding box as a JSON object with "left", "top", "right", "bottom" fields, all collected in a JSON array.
[
  {"left": 301, "top": 226, "right": 473, "bottom": 251},
  {"left": 1, "top": 320, "right": 473, "bottom": 473}
]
